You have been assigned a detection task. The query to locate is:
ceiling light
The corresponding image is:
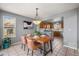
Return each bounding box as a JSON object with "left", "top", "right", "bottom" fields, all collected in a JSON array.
[{"left": 33, "top": 8, "right": 42, "bottom": 25}]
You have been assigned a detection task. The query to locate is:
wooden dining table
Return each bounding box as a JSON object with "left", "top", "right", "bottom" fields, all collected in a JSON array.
[{"left": 34, "top": 36, "right": 53, "bottom": 56}]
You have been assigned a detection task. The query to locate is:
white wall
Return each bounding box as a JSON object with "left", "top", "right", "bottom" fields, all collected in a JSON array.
[
  {"left": 63, "top": 9, "right": 77, "bottom": 49},
  {"left": 77, "top": 8, "right": 79, "bottom": 49},
  {"left": 47, "top": 9, "right": 77, "bottom": 49}
]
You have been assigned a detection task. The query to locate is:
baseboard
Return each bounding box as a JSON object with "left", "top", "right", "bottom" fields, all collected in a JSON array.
[
  {"left": 11, "top": 41, "right": 21, "bottom": 46},
  {"left": 63, "top": 45, "right": 77, "bottom": 50}
]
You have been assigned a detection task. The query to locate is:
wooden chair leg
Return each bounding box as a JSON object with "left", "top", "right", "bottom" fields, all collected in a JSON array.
[
  {"left": 27, "top": 48, "right": 29, "bottom": 55},
  {"left": 24, "top": 44, "right": 25, "bottom": 51},
  {"left": 32, "top": 50, "right": 33, "bottom": 56},
  {"left": 40, "top": 49, "right": 42, "bottom": 54},
  {"left": 46, "top": 43, "right": 49, "bottom": 49}
]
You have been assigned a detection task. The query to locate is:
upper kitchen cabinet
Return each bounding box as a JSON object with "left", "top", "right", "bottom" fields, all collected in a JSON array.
[{"left": 39, "top": 21, "right": 53, "bottom": 29}]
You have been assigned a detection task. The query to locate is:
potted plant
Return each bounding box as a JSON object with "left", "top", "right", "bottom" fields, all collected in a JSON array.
[{"left": 33, "top": 30, "right": 41, "bottom": 36}]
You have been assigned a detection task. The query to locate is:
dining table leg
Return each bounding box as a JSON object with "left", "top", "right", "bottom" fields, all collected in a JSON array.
[
  {"left": 27, "top": 48, "right": 29, "bottom": 55},
  {"left": 43, "top": 43, "right": 46, "bottom": 56},
  {"left": 50, "top": 40, "right": 53, "bottom": 53}
]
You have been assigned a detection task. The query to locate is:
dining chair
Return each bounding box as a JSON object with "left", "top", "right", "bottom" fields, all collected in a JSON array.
[
  {"left": 26, "top": 37, "right": 41, "bottom": 56},
  {"left": 21, "top": 36, "right": 27, "bottom": 51}
]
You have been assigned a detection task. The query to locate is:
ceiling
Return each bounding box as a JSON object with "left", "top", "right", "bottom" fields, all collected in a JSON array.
[{"left": 0, "top": 3, "right": 79, "bottom": 19}]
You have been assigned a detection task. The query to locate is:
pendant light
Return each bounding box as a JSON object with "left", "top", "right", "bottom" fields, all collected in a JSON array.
[{"left": 33, "top": 8, "right": 42, "bottom": 25}]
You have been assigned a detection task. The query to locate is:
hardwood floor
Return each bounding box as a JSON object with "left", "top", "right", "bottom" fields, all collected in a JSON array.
[{"left": 0, "top": 38, "right": 79, "bottom": 56}]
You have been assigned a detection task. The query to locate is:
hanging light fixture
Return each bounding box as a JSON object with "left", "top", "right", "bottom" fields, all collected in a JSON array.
[{"left": 33, "top": 8, "right": 42, "bottom": 25}]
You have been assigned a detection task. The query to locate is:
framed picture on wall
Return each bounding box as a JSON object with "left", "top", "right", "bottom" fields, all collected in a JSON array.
[
  {"left": 23, "top": 21, "right": 33, "bottom": 29},
  {"left": 3, "top": 16, "right": 16, "bottom": 38}
]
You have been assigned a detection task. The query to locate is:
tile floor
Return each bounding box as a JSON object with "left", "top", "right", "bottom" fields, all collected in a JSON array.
[{"left": 0, "top": 38, "right": 79, "bottom": 56}]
